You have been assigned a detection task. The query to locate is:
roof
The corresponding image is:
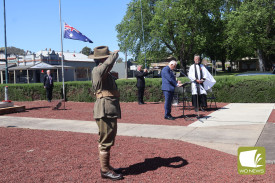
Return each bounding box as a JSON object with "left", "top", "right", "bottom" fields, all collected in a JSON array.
[
  {"left": 1, "top": 62, "right": 72, "bottom": 71},
  {"left": 0, "top": 63, "right": 16, "bottom": 71},
  {"left": 35, "top": 50, "right": 94, "bottom": 62},
  {"left": 151, "top": 62, "right": 169, "bottom": 67},
  {"left": 57, "top": 52, "right": 94, "bottom": 62}
]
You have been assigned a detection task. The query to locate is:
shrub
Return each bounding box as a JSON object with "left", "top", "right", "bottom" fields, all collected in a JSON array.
[{"left": 0, "top": 75, "right": 274, "bottom": 103}]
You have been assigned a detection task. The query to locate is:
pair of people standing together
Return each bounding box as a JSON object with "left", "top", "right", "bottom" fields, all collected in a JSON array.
[{"left": 161, "top": 55, "right": 216, "bottom": 120}]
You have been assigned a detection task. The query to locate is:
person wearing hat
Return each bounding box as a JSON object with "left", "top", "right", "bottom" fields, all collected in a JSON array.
[{"left": 91, "top": 46, "right": 123, "bottom": 181}]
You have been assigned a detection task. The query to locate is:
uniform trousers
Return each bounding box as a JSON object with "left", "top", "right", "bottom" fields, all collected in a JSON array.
[{"left": 96, "top": 117, "right": 117, "bottom": 151}]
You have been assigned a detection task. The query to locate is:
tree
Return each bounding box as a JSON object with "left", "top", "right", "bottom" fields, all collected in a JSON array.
[
  {"left": 81, "top": 46, "right": 92, "bottom": 56},
  {"left": 0, "top": 46, "right": 25, "bottom": 55},
  {"left": 116, "top": 0, "right": 157, "bottom": 67},
  {"left": 201, "top": 0, "right": 244, "bottom": 71},
  {"left": 117, "top": 0, "right": 226, "bottom": 72},
  {"left": 225, "top": 0, "right": 275, "bottom": 71}
]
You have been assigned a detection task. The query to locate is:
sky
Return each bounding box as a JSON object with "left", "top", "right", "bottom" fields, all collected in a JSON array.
[{"left": 0, "top": 0, "right": 131, "bottom": 60}]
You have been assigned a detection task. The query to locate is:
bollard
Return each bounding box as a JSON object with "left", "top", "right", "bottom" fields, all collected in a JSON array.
[{"left": 5, "top": 86, "right": 8, "bottom": 101}]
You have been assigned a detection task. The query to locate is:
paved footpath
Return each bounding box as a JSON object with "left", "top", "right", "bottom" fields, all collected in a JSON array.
[{"left": 0, "top": 103, "right": 274, "bottom": 163}]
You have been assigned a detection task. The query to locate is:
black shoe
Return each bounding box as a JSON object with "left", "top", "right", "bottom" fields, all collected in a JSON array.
[
  {"left": 138, "top": 102, "right": 144, "bottom": 105},
  {"left": 141, "top": 102, "right": 146, "bottom": 104},
  {"left": 101, "top": 170, "right": 124, "bottom": 181},
  {"left": 164, "top": 116, "right": 175, "bottom": 120}
]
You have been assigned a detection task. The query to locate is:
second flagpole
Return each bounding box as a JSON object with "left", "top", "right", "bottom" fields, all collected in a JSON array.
[{"left": 59, "top": 0, "right": 66, "bottom": 109}]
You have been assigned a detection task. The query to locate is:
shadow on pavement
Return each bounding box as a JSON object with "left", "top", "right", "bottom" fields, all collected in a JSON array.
[{"left": 121, "top": 156, "right": 188, "bottom": 176}]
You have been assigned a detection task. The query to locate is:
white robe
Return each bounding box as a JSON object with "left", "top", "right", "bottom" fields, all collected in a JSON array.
[{"left": 188, "top": 64, "right": 216, "bottom": 95}]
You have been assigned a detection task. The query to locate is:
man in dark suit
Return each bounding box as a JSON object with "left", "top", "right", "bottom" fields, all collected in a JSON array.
[
  {"left": 161, "top": 61, "right": 182, "bottom": 120},
  {"left": 43, "top": 70, "right": 54, "bottom": 102},
  {"left": 135, "top": 65, "right": 149, "bottom": 104}
]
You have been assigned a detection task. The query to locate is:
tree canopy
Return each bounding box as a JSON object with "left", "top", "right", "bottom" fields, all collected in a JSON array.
[
  {"left": 116, "top": 0, "right": 274, "bottom": 71},
  {"left": 81, "top": 46, "right": 92, "bottom": 56},
  {"left": 225, "top": 0, "right": 275, "bottom": 71},
  {"left": 0, "top": 46, "right": 25, "bottom": 55}
]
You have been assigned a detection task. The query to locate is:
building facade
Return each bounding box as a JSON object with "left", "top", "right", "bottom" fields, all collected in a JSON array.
[{"left": 0, "top": 49, "right": 96, "bottom": 84}]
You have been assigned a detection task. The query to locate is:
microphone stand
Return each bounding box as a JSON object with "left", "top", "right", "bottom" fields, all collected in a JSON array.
[{"left": 179, "top": 71, "right": 194, "bottom": 121}]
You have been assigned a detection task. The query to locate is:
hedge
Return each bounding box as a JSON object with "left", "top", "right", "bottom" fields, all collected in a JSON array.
[{"left": 0, "top": 75, "right": 275, "bottom": 103}]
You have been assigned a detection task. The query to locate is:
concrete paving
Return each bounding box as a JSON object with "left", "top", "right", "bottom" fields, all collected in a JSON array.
[
  {"left": 0, "top": 103, "right": 274, "bottom": 163},
  {"left": 256, "top": 122, "right": 275, "bottom": 163},
  {"left": 189, "top": 103, "right": 274, "bottom": 127}
]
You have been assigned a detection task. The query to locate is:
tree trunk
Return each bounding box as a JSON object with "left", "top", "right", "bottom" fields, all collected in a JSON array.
[
  {"left": 222, "top": 60, "right": 226, "bottom": 71},
  {"left": 179, "top": 55, "right": 187, "bottom": 74},
  {"left": 257, "top": 49, "right": 265, "bottom": 71}
]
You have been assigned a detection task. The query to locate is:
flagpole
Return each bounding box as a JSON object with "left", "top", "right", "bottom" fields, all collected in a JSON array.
[
  {"left": 3, "top": 0, "right": 8, "bottom": 84},
  {"left": 59, "top": 0, "right": 65, "bottom": 109},
  {"left": 140, "top": 0, "right": 147, "bottom": 69}
]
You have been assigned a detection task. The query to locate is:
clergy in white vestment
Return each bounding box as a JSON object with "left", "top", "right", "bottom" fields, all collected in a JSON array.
[{"left": 188, "top": 54, "right": 216, "bottom": 112}]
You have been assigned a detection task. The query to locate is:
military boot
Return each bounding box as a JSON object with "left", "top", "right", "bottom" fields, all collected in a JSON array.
[
  {"left": 98, "top": 145, "right": 123, "bottom": 174},
  {"left": 99, "top": 150, "right": 124, "bottom": 181}
]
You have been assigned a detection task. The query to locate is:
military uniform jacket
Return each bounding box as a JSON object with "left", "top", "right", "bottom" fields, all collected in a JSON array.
[{"left": 92, "top": 52, "right": 121, "bottom": 119}]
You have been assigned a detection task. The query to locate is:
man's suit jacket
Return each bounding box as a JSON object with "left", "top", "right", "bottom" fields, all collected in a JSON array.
[
  {"left": 135, "top": 71, "right": 148, "bottom": 88},
  {"left": 43, "top": 74, "right": 54, "bottom": 89},
  {"left": 161, "top": 66, "right": 178, "bottom": 92}
]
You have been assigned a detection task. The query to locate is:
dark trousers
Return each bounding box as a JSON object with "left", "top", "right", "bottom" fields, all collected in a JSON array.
[
  {"left": 163, "top": 90, "right": 174, "bottom": 118},
  {"left": 192, "top": 94, "right": 207, "bottom": 109},
  {"left": 46, "top": 87, "right": 53, "bottom": 101},
  {"left": 137, "top": 87, "right": 145, "bottom": 103}
]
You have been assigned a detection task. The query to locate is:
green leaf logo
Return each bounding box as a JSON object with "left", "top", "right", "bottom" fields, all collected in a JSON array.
[{"left": 238, "top": 147, "right": 266, "bottom": 175}]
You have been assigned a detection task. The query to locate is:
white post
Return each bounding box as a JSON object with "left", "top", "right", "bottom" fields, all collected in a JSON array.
[
  {"left": 27, "top": 69, "right": 29, "bottom": 84},
  {"left": 13, "top": 70, "right": 16, "bottom": 84},
  {"left": 59, "top": 0, "right": 66, "bottom": 107},
  {"left": 57, "top": 68, "right": 59, "bottom": 82},
  {"left": 5, "top": 86, "right": 8, "bottom": 101},
  {"left": 140, "top": 0, "right": 147, "bottom": 68},
  {"left": 125, "top": 51, "right": 127, "bottom": 79},
  {"left": 0, "top": 71, "right": 3, "bottom": 84}
]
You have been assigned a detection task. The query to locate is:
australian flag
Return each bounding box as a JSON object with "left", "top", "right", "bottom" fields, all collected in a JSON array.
[{"left": 64, "top": 23, "right": 93, "bottom": 43}]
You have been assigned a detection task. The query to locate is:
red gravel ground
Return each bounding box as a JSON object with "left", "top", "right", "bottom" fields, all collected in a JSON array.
[
  {"left": 5, "top": 101, "right": 228, "bottom": 126},
  {"left": 1, "top": 127, "right": 274, "bottom": 183},
  {"left": 267, "top": 109, "right": 275, "bottom": 123}
]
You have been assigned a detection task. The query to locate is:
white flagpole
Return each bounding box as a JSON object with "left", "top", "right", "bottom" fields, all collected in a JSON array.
[
  {"left": 139, "top": 0, "right": 147, "bottom": 69},
  {"left": 3, "top": 0, "right": 8, "bottom": 83},
  {"left": 59, "top": 0, "right": 65, "bottom": 109}
]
